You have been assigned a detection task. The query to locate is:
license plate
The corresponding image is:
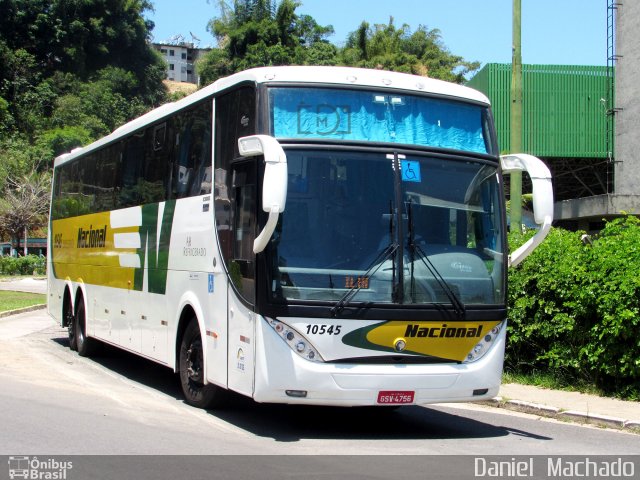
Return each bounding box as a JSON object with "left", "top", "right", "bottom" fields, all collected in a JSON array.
[{"left": 377, "top": 390, "right": 415, "bottom": 404}]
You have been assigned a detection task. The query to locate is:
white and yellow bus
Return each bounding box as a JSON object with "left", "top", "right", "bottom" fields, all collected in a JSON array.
[{"left": 47, "top": 66, "right": 553, "bottom": 408}]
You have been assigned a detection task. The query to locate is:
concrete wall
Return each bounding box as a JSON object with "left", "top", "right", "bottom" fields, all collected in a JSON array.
[{"left": 614, "top": 2, "right": 640, "bottom": 195}]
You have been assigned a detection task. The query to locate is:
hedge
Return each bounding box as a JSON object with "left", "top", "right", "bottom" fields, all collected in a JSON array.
[
  {"left": 506, "top": 215, "right": 640, "bottom": 399},
  {"left": 0, "top": 254, "right": 46, "bottom": 276}
]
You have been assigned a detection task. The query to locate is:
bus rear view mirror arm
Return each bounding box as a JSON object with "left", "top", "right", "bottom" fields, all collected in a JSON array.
[
  {"left": 500, "top": 153, "right": 554, "bottom": 268},
  {"left": 238, "top": 135, "right": 288, "bottom": 253}
]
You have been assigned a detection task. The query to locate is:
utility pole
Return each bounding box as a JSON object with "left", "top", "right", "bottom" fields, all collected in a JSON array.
[{"left": 510, "top": 0, "right": 523, "bottom": 231}]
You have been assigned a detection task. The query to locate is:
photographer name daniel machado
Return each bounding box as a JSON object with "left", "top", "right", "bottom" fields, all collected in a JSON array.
[{"left": 475, "top": 456, "right": 636, "bottom": 478}]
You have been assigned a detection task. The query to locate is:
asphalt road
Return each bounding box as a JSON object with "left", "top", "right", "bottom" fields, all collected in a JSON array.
[
  {"left": 1, "top": 311, "right": 639, "bottom": 479},
  {"left": 0, "top": 277, "right": 47, "bottom": 295}
]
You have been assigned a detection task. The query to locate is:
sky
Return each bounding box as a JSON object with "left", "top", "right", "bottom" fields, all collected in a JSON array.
[{"left": 146, "top": 0, "right": 607, "bottom": 67}]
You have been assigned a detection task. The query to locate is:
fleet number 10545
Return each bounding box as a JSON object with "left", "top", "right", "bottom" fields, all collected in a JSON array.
[{"left": 305, "top": 324, "right": 342, "bottom": 335}]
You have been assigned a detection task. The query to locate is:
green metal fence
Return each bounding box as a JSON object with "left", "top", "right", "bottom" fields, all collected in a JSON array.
[{"left": 466, "top": 63, "right": 608, "bottom": 158}]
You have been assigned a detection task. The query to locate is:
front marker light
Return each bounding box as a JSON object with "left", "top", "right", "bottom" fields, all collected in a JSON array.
[
  {"left": 267, "top": 318, "right": 324, "bottom": 363},
  {"left": 464, "top": 321, "right": 504, "bottom": 363}
]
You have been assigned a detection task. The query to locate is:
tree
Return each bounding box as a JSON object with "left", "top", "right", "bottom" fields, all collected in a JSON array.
[
  {"left": 0, "top": 0, "right": 165, "bottom": 99},
  {"left": 0, "top": 44, "right": 56, "bottom": 137},
  {"left": 198, "top": 0, "right": 335, "bottom": 84},
  {"left": 0, "top": 0, "right": 167, "bottom": 140},
  {"left": 0, "top": 172, "right": 51, "bottom": 255},
  {"left": 0, "top": 137, "right": 53, "bottom": 190},
  {"left": 36, "top": 126, "right": 93, "bottom": 158},
  {"left": 199, "top": 5, "right": 478, "bottom": 85},
  {"left": 339, "top": 18, "right": 480, "bottom": 83}
]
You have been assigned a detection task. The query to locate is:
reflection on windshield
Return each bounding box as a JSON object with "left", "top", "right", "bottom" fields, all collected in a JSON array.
[
  {"left": 265, "top": 150, "right": 504, "bottom": 307},
  {"left": 270, "top": 87, "right": 494, "bottom": 154}
]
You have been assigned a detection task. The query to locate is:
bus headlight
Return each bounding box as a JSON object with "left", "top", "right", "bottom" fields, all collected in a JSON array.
[
  {"left": 267, "top": 318, "right": 324, "bottom": 363},
  {"left": 463, "top": 322, "right": 504, "bottom": 363}
]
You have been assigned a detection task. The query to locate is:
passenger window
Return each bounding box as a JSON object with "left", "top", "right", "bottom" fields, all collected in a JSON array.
[
  {"left": 172, "top": 102, "right": 213, "bottom": 198},
  {"left": 143, "top": 123, "right": 170, "bottom": 204},
  {"left": 118, "top": 133, "right": 145, "bottom": 208}
]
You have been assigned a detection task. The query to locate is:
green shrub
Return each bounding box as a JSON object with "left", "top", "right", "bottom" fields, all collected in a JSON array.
[
  {"left": 506, "top": 216, "right": 640, "bottom": 399},
  {"left": 0, "top": 254, "right": 46, "bottom": 276},
  {"left": 583, "top": 216, "right": 640, "bottom": 397}
]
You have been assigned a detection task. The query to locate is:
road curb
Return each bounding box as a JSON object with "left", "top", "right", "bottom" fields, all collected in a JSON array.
[
  {"left": 0, "top": 304, "right": 46, "bottom": 319},
  {"left": 561, "top": 410, "right": 626, "bottom": 429},
  {"left": 479, "top": 397, "right": 640, "bottom": 433}
]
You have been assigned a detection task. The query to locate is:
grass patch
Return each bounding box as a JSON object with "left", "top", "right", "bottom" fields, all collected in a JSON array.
[{"left": 0, "top": 290, "right": 46, "bottom": 313}]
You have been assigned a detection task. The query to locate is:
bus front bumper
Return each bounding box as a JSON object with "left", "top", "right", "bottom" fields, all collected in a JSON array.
[{"left": 252, "top": 317, "right": 506, "bottom": 407}]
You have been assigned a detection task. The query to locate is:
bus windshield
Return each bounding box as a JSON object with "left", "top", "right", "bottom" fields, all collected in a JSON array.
[
  {"left": 269, "top": 87, "right": 495, "bottom": 154},
  {"left": 265, "top": 150, "right": 505, "bottom": 307}
]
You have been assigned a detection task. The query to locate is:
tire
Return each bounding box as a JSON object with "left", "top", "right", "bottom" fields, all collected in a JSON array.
[
  {"left": 179, "top": 319, "right": 229, "bottom": 409},
  {"left": 65, "top": 300, "right": 77, "bottom": 351},
  {"left": 74, "top": 299, "right": 97, "bottom": 357}
]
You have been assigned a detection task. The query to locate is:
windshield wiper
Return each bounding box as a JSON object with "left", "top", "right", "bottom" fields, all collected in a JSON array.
[
  {"left": 330, "top": 242, "right": 398, "bottom": 316},
  {"left": 413, "top": 243, "right": 466, "bottom": 319},
  {"left": 407, "top": 201, "right": 466, "bottom": 319}
]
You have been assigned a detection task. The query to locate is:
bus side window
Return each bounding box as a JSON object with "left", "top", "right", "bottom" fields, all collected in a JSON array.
[
  {"left": 173, "top": 114, "right": 193, "bottom": 198},
  {"left": 214, "top": 86, "right": 257, "bottom": 303},
  {"left": 118, "top": 133, "right": 145, "bottom": 208},
  {"left": 79, "top": 153, "right": 96, "bottom": 215},
  {"left": 172, "top": 102, "right": 213, "bottom": 199},
  {"left": 188, "top": 103, "right": 213, "bottom": 196},
  {"left": 53, "top": 165, "right": 73, "bottom": 219},
  {"left": 64, "top": 162, "right": 80, "bottom": 218},
  {"left": 142, "top": 122, "right": 170, "bottom": 204},
  {"left": 94, "top": 144, "right": 119, "bottom": 213}
]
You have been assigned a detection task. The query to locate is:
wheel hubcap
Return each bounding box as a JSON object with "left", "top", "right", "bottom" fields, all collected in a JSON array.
[
  {"left": 186, "top": 342, "right": 203, "bottom": 383},
  {"left": 67, "top": 311, "right": 74, "bottom": 336}
]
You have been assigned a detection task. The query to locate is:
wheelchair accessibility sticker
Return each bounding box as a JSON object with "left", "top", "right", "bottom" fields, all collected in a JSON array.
[{"left": 401, "top": 160, "right": 422, "bottom": 182}]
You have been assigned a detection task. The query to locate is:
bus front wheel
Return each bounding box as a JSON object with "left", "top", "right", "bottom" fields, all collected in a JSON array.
[{"left": 179, "top": 319, "right": 229, "bottom": 409}]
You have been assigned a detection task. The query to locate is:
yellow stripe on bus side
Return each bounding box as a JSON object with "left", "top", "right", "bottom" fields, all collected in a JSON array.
[{"left": 51, "top": 210, "right": 140, "bottom": 289}]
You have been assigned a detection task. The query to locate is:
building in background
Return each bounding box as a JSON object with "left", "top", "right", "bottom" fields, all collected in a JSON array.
[
  {"left": 153, "top": 42, "right": 210, "bottom": 85},
  {"left": 467, "top": 63, "right": 611, "bottom": 230},
  {"left": 467, "top": 1, "right": 639, "bottom": 231},
  {"left": 0, "top": 238, "right": 47, "bottom": 257}
]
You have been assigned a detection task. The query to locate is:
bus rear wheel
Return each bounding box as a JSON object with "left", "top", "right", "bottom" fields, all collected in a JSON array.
[
  {"left": 179, "top": 319, "right": 228, "bottom": 409},
  {"left": 65, "top": 301, "right": 77, "bottom": 351},
  {"left": 74, "top": 299, "right": 97, "bottom": 357}
]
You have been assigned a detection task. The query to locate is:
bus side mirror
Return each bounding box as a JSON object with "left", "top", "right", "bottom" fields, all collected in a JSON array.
[
  {"left": 238, "top": 135, "right": 288, "bottom": 253},
  {"left": 500, "top": 153, "right": 553, "bottom": 267}
]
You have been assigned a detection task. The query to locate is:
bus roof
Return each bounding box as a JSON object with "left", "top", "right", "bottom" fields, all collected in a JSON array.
[{"left": 54, "top": 66, "right": 490, "bottom": 167}]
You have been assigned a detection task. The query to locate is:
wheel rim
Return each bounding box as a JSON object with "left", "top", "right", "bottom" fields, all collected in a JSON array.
[
  {"left": 66, "top": 307, "right": 75, "bottom": 340},
  {"left": 186, "top": 338, "right": 204, "bottom": 384}
]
